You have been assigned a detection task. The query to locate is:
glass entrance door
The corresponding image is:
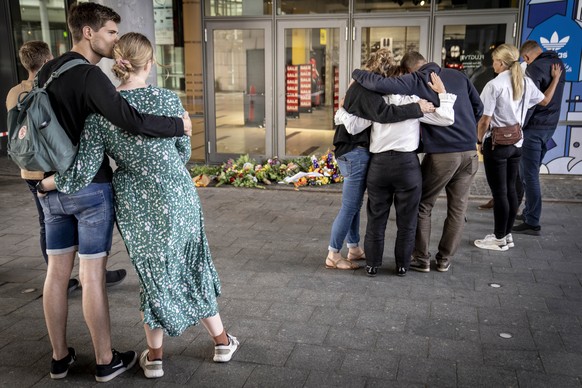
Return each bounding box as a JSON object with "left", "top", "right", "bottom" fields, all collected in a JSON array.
[
  {"left": 277, "top": 20, "right": 348, "bottom": 158},
  {"left": 205, "top": 21, "right": 272, "bottom": 163},
  {"left": 433, "top": 14, "right": 517, "bottom": 94},
  {"left": 353, "top": 17, "right": 429, "bottom": 70}
]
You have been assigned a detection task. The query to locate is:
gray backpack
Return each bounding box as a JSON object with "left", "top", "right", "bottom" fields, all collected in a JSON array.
[{"left": 7, "top": 58, "right": 87, "bottom": 173}]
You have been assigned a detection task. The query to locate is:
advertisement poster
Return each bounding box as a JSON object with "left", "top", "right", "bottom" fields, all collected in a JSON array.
[{"left": 522, "top": 0, "right": 582, "bottom": 174}]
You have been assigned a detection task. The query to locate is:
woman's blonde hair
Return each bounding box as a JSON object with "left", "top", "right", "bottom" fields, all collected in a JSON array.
[
  {"left": 111, "top": 32, "right": 154, "bottom": 82},
  {"left": 364, "top": 48, "right": 401, "bottom": 77},
  {"left": 492, "top": 44, "right": 524, "bottom": 100}
]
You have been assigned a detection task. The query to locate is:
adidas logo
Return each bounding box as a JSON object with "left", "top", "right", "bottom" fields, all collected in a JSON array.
[{"left": 540, "top": 31, "right": 569, "bottom": 51}]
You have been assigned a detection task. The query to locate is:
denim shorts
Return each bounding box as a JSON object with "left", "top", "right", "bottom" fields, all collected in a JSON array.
[{"left": 39, "top": 182, "right": 114, "bottom": 259}]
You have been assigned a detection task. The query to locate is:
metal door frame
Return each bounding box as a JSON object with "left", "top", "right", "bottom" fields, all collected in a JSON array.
[{"left": 204, "top": 20, "right": 272, "bottom": 163}]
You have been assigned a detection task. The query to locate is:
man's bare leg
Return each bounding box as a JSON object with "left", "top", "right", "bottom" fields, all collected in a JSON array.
[
  {"left": 43, "top": 252, "right": 75, "bottom": 360},
  {"left": 79, "top": 256, "right": 113, "bottom": 365}
]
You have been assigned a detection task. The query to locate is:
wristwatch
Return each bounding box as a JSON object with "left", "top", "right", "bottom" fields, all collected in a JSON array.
[{"left": 36, "top": 180, "right": 48, "bottom": 194}]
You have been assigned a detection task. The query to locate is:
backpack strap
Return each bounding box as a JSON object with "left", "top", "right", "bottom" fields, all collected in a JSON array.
[{"left": 38, "top": 58, "right": 89, "bottom": 89}]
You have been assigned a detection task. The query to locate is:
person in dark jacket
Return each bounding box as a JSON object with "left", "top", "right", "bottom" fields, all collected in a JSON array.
[
  {"left": 352, "top": 51, "right": 483, "bottom": 273},
  {"left": 326, "top": 49, "right": 426, "bottom": 270},
  {"left": 513, "top": 40, "right": 566, "bottom": 235}
]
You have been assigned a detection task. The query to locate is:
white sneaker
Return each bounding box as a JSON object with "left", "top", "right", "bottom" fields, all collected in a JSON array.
[
  {"left": 139, "top": 349, "right": 164, "bottom": 379},
  {"left": 213, "top": 334, "right": 239, "bottom": 363},
  {"left": 474, "top": 234, "right": 509, "bottom": 251},
  {"left": 505, "top": 233, "right": 514, "bottom": 248}
]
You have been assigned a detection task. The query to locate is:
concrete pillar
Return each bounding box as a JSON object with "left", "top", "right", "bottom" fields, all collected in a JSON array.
[
  {"left": 39, "top": 0, "right": 51, "bottom": 47},
  {"left": 92, "top": 0, "right": 157, "bottom": 86}
]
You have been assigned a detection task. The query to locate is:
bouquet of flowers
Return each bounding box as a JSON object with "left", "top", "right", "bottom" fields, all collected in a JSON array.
[{"left": 191, "top": 152, "right": 342, "bottom": 189}]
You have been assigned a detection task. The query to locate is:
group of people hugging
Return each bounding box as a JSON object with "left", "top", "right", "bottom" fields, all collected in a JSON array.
[{"left": 326, "top": 42, "right": 563, "bottom": 277}]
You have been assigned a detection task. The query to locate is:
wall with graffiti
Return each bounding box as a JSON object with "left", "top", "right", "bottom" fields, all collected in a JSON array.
[{"left": 522, "top": 0, "right": 582, "bottom": 174}]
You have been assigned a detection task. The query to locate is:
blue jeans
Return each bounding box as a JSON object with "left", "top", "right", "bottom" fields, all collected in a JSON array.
[
  {"left": 39, "top": 182, "right": 114, "bottom": 259},
  {"left": 520, "top": 129, "right": 555, "bottom": 227},
  {"left": 328, "top": 147, "right": 370, "bottom": 252}
]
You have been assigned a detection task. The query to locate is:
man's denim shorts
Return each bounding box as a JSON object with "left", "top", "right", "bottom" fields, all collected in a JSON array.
[{"left": 39, "top": 182, "right": 114, "bottom": 259}]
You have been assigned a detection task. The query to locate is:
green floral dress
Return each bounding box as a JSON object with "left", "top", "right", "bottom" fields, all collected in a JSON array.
[{"left": 55, "top": 86, "right": 221, "bottom": 336}]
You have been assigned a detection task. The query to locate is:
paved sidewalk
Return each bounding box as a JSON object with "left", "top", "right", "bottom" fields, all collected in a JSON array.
[{"left": 0, "top": 156, "right": 581, "bottom": 387}]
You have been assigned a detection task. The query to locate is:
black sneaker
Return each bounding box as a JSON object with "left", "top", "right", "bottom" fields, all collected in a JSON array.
[
  {"left": 397, "top": 267, "right": 407, "bottom": 277},
  {"left": 512, "top": 222, "right": 541, "bottom": 236},
  {"left": 67, "top": 279, "right": 79, "bottom": 295},
  {"left": 365, "top": 265, "right": 378, "bottom": 277},
  {"left": 410, "top": 258, "right": 430, "bottom": 273},
  {"left": 95, "top": 349, "right": 137, "bottom": 383},
  {"left": 50, "top": 347, "right": 76, "bottom": 379},
  {"left": 105, "top": 269, "right": 127, "bottom": 287},
  {"left": 515, "top": 213, "right": 524, "bottom": 221}
]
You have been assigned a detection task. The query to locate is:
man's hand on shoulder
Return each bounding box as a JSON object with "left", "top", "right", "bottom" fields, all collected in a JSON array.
[{"left": 182, "top": 111, "right": 192, "bottom": 137}]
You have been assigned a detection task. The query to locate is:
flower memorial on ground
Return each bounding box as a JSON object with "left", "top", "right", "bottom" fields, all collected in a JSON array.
[{"left": 190, "top": 152, "right": 343, "bottom": 189}]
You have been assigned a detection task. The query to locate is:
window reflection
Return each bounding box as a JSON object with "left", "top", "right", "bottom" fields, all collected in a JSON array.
[
  {"left": 277, "top": 0, "right": 348, "bottom": 14},
  {"left": 442, "top": 24, "right": 506, "bottom": 93},
  {"left": 11, "top": 0, "right": 69, "bottom": 69},
  {"left": 361, "top": 26, "right": 421, "bottom": 66},
  {"left": 355, "top": 0, "right": 431, "bottom": 13},
  {"left": 437, "top": 0, "right": 517, "bottom": 11},
  {"left": 284, "top": 27, "right": 339, "bottom": 156},
  {"left": 205, "top": 0, "right": 272, "bottom": 16}
]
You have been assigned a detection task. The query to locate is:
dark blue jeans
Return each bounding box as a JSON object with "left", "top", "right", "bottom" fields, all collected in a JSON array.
[
  {"left": 482, "top": 139, "right": 521, "bottom": 238},
  {"left": 364, "top": 151, "right": 422, "bottom": 269},
  {"left": 520, "top": 129, "right": 555, "bottom": 227}
]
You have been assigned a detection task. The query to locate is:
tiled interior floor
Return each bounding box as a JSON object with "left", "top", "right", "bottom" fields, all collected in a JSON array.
[{"left": 189, "top": 92, "right": 335, "bottom": 162}]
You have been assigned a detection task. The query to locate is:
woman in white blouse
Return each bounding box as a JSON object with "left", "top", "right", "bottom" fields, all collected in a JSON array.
[
  {"left": 474, "top": 43, "right": 561, "bottom": 251},
  {"left": 336, "top": 53, "right": 456, "bottom": 277}
]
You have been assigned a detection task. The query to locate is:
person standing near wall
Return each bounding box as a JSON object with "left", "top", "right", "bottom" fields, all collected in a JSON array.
[{"left": 513, "top": 40, "right": 566, "bottom": 236}]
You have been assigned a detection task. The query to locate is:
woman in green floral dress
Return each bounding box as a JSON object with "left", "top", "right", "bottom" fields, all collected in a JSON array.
[{"left": 44, "top": 33, "right": 239, "bottom": 379}]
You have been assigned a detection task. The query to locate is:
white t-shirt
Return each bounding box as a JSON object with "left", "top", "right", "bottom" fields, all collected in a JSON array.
[
  {"left": 480, "top": 70, "right": 544, "bottom": 147},
  {"left": 335, "top": 93, "right": 456, "bottom": 153}
]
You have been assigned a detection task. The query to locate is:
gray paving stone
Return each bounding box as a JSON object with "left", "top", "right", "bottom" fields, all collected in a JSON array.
[
  {"left": 228, "top": 317, "right": 281, "bottom": 339},
  {"left": 303, "top": 370, "right": 367, "bottom": 388},
  {"left": 532, "top": 330, "right": 566, "bottom": 351},
  {"left": 264, "top": 302, "right": 315, "bottom": 323},
  {"left": 477, "top": 307, "right": 529, "bottom": 327},
  {"left": 397, "top": 355, "right": 457, "bottom": 387},
  {"left": 457, "top": 362, "right": 518, "bottom": 388},
  {"left": 338, "top": 348, "right": 398, "bottom": 380},
  {"left": 483, "top": 348, "right": 544, "bottom": 372},
  {"left": 244, "top": 364, "right": 308, "bottom": 387},
  {"left": 384, "top": 297, "right": 431, "bottom": 320},
  {"left": 430, "top": 301, "right": 479, "bottom": 323},
  {"left": 479, "top": 324, "right": 537, "bottom": 350},
  {"left": 323, "top": 326, "right": 377, "bottom": 351},
  {"left": 189, "top": 360, "right": 255, "bottom": 388},
  {"left": 539, "top": 351, "right": 582, "bottom": 377},
  {"left": 234, "top": 338, "right": 295, "bottom": 367},
  {"left": 355, "top": 309, "right": 406, "bottom": 333},
  {"left": 308, "top": 306, "right": 360, "bottom": 327},
  {"left": 275, "top": 321, "right": 329, "bottom": 345},
  {"left": 406, "top": 317, "right": 480, "bottom": 342},
  {"left": 532, "top": 269, "right": 581, "bottom": 286},
  {"left": 527, "top": 310, "right": 582, "bottom": 333},
  {"left": 285, "top": 343, "right": 346, "bottom": 372},
  {"left": 516, "top": 370, "right": 582, "bottom": 388},
  {"left": 498, "top": 294, "right": 549, "bottom": 312},
  {"left": 375, "top": 332, "right": 429, "bottom": 357},
  {"left": 429, "top": 337, "right": 483, "bottom": 363}
]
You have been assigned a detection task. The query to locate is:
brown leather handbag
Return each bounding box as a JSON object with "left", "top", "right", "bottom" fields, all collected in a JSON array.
[
  {"left": 490, "top": 81, "right": 526, "bottom": 149},
  {"left": 491, "top": 123, "right": 522, "bottom": 148}
]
